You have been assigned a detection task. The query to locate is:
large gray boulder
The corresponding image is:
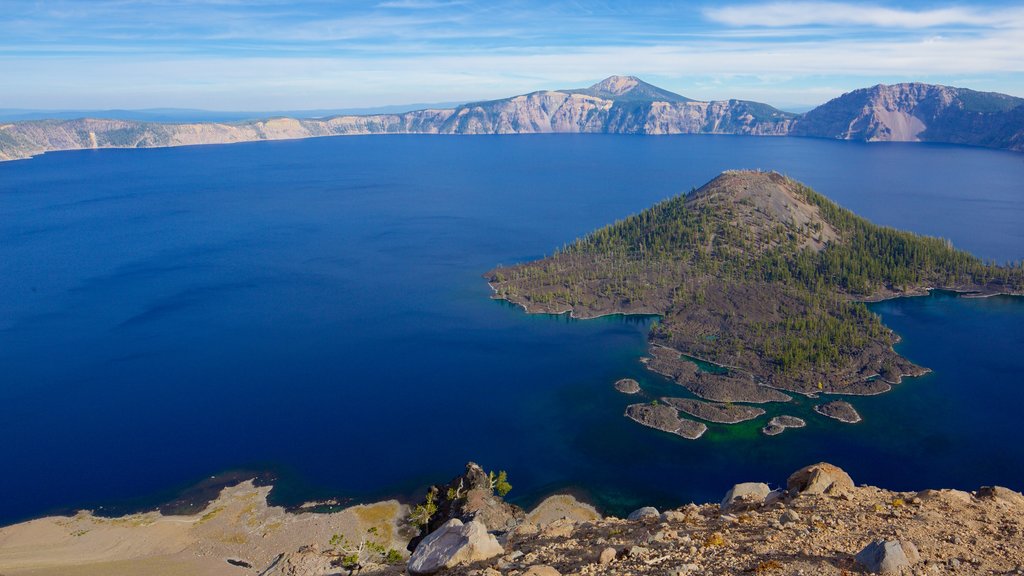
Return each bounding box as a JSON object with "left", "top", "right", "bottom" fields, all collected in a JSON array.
[
  {"left": 626, "top": 506, "right": 660, "bottom": 521},
  {"left": 720, "top": 482, "right": 771, "bottom": 512},
  {"left": 854, "top": 539, "right": 919, "bottom": 574},
  {"left": 408, "top": 519, "right": 504, "bottom": 575}
]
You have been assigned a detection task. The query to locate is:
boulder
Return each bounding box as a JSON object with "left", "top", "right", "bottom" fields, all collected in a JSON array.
[
  {"left": 407, "top": 519, "right": 504, "bottom": 575},
  {"left": 627, "top": 506, "right": 660, "bottom": 521},
  {"left": 977, "top": 486, "right": 1024, "bottom": 507},
  {"left": 854, "top": 539, "right": 919, "bottom": 574},
  {"left": 598, "top": 546, "right": 617, "bottom": 565},
  {"left": 779, "top": 509, "right": 801, "bottom": 525},
  {"left": 660, "top": 510, "right": 687, "bottom": 523},
  {"left": 787, "top": 462, "right": 854, "bottom": 497},
  {"left": 720, "top": 482, "right": 771, "bottom": 512}
]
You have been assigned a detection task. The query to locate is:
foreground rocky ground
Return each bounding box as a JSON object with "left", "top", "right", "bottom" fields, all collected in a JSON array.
[
  {"left": 2, "top": 463, "right": 1023, "bottom": 575},
  {"left": 402, "top": 463, "right": 1024, "bottom": 576}
]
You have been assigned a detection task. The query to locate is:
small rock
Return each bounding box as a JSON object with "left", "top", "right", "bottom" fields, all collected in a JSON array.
[
  {"left": 524, "top": 566, "right": 561, "bottom": 576},
  {"left": 855, "top": 540, "right": 918, "bottom": 574},
  {"left": 627, "top": 545, "right": 651, "bottom": 558},
  {"left": 721, "top": 482, "right": 771, "bottom": 512},
  {"left": 512, "top": 522, "right": 539, "bottom": 537},
  {"left": 599, "top": 546, "right": 617, "bottom": 565},
  {"left": 660, "top": 510, "right": 687, "bottom": 523},
  {"left": 540, "top": 519, "right": 575, "bottom": 538},
  {"left": 780, "top": 509, "right": 801, "bottom": 525},
  {"left": 627, "top": 506, "right": 660, "bottom": 521},
  {"left": 651, "top": 528, "right": 677, "bottom": 542}
]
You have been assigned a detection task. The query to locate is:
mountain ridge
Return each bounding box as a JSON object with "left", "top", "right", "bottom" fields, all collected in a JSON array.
[{"left": 1, "top": 76, "right": 1022, "bottom": 162}]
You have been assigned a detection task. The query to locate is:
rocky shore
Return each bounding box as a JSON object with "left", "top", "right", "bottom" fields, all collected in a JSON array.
[{"left": 3, "top": 462, "right": 1024, "bottom": 575}]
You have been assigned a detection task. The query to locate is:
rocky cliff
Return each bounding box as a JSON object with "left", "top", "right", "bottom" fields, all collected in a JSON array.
[
  {"left": 791, "top": 82, "right": 1024, "bottom": 149},
  {"left": 0, "top": 76, "right": 795, "bottom": 161},
  {"left": 1, "top": 77, "right": 1022, "bottom": 162}
]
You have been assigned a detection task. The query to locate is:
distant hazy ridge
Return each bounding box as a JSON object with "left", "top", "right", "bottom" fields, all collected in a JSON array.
[{"left": 2, "top": 76, "right": 1022, "bottom": 161}]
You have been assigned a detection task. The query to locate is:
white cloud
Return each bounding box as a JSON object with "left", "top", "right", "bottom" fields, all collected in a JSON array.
[{"left": 704, "top": 2, "right": 1024, "bottom": 29}]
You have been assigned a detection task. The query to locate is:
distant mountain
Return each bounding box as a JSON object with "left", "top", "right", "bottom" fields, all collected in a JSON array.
[
  {"left": 1, "top": 77, "right": 1021, "bottom": 162},
  {"left": 791, "top": 83, "right": 1024, "bottom": 149},
  {"left": 562, "top": 75, "right": 694, "bottom": 103}
]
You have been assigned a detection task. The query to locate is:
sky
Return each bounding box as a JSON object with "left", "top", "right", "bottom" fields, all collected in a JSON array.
[{"left": 1, "top": 0, "right": 1023, "bottom": 111}]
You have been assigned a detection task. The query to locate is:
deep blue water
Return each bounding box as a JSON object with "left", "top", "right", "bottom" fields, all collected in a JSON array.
[{"left": 1, "top": 135, "right": 1022, "bottom": 524}]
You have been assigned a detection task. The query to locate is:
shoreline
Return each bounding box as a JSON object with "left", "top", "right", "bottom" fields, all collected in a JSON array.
[
  {"left": 4, "top": 126, "right": 1024, "bottom": 165},
  {"left": 4, "top": 464, "right": 1024, "bottom": 575},
  {"left": 490, "top": 286, "right": 1019, "bottom": 402}
]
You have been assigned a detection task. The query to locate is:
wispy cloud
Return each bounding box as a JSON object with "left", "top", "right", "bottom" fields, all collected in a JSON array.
[
  {"left": 0, "top": 1, "right": 1022, "bottom": 109},
  {"left": 704, "top": 2, "right": 1024, "bottom": 29},
  {"left": 377, "top": 0, "right": 468, "bottom": 8}
]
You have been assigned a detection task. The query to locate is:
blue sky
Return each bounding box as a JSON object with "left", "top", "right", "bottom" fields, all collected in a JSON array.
[{"left": 2, "top": 0, "right": 1023, "bottom": 110}]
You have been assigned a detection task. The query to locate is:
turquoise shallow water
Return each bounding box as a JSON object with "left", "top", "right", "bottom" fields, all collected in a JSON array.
[{"left": 0, "top": 134, "right": 1022, "bottom": 523}]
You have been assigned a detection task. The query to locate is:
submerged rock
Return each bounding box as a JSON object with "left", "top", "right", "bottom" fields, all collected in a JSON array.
[
  {"left": 761, "top": 415, "right": 806, "bottom": 436},
  {"left": 661, "top": 397, "right": 765, "bottom": 424},
  {"left": 407, "top": 519, "right": 504, "bottom": 575},
  {"left": 614, "top": 378, "right": 641, "bottom": 394},
  {"left": 624, "top": 403, "right": 707, "bottom": 439},
  {"left": 813, "top": 400, "right": 862, "bottom": 423}
]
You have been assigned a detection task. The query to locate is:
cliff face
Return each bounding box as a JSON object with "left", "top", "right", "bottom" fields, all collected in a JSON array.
[
  {"left": 791, "top": 82, "right": 1024, "bottom": 148},
  {"left": 0, "top": 76, "right": 795, "bottom": 161},
  {"left": 1, "top": 76, "right": 1022, "bottom": 162}
]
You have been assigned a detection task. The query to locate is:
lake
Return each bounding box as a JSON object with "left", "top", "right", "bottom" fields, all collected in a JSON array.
[{"left": 1, "top": 134, "right": 1022, "bottom": 524}]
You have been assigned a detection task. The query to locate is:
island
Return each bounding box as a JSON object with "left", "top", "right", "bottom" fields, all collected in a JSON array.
[
  {"left": 762, "top": 415, "right": 807, "bottom": 436},
  {"left": 488, "top": 170, "right": 1023, "bottom": 438},
  {"left": 614, "top": 378, "right": 641, "bottom": 394},
  {"left": 660, "top": 397, "right": 765, "bottom": 424},
  {"left": 624, "top": 403, "right": 708, "bottom": 440},
  {"left": 815, "top": 400, "right": 864, "bottom": 423}
]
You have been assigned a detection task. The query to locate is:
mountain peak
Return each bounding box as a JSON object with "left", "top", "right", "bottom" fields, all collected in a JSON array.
[
  {"left": 575, "top": 75, "right": 693, "bottom": 103},
  {"left": 588, "top": 75, "right": 643, "bottom": 95}
]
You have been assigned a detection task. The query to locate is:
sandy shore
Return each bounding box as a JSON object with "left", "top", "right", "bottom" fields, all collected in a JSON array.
[{"left": 0, "top": 481, "right": 409, "bottom": 576}]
